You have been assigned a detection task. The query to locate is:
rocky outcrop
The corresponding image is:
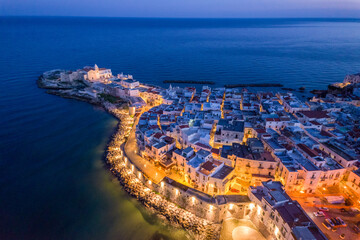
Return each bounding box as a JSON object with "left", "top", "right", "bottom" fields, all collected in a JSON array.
[{"left": 344, "top": 73, "right": 360, "bottom": 84}]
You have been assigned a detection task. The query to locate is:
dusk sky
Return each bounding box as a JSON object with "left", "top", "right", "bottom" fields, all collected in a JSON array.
[{"left": 1, "top": 0, "right": 360, "bottom": 18}]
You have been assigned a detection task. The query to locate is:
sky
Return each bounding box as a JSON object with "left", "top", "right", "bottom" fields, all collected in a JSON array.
[{"left": 1, "top": 0, "right": 360, "bottom": 18}]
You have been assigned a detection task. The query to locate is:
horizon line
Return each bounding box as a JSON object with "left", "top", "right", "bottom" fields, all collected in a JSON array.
[{"left": 2, "top": 15, "right": 360, "bottom": 20}]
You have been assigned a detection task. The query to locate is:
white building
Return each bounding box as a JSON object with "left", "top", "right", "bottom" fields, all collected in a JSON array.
[
  {"left": 214, "top": 119, "right": 245, "bottom": 146},
  {"left": 121, "top": 79, "right": 140, "bottom": 89},
  {"left": 248, "top": 180, "right": 327, "bottom": 240},
  {"left": 346, "top": 169, "right": 360, "bottom": 198},
  {"left": 84, "top": 64, "right": 112, "bottom": 82}
]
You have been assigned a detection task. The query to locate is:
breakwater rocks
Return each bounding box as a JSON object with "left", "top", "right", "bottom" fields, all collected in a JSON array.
[
  {"left": 112, "top": 167, "right": 219, "bottom": 239},
  {"left": 107, "top": 160, "right": 220, "bottom": 239},
  {"left": 105, "top": 121, "right": 220, "bottom": 240}
]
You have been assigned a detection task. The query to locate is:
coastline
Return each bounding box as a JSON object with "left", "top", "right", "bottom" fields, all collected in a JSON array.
[
  {"left": 37, "top": 75, "right": 220, "bottom": 240},
  {"left": 38, "top": 69, "right": 359, "bottom": 240}
]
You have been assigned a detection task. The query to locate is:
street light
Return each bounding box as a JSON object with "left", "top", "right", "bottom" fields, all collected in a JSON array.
[
  {"left": 249, "top": 203, "right": 255, "bottom": 210},
  {"left": 257, "top": 205, "right": 262, "bottom": 215}
]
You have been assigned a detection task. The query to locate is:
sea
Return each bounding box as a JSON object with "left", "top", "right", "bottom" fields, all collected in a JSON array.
[{"left": 0, "top": 17, "right": 360, "bottom": 240}]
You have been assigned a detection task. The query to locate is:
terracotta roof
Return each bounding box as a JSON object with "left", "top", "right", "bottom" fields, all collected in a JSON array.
[
  {"left": 153, "top": 132, "right": 163, "bottom": 139},
  {"left": 195, "top": 142, "right": 211, "bottom": 150},
  {"left": 297, "top": 143, "right": 317, "bottom": 158},
  {"left": 255, "top": 129, "right": 266, "bottom": 134},
  {"left": 202, "top": 89, "right": 210, "bottom": 93},
  {"left": 320, "top": 130, "right": 332, "bottom": 137},
  {"left": 282, "top": 144, "right": 293, "bottom": 151},
  {"left": 201, "top": 161, "right": 216, "bottom": 172},
  {"left": 309, "top": 120, "right": 321, "bottom": 126},
  {"left": 266, "top": 118, "right": 281, "bottom": 122},
  {"left": 299, "top": 111, "right": 329, "bottom": 119},
  {"left": 211, "top": 148, "right": 220, "bottom": 155}
]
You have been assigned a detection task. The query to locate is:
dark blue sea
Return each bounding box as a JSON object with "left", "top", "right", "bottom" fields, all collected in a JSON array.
[{"left": 0, "top": 17, "right": 360, "bottom": 240}]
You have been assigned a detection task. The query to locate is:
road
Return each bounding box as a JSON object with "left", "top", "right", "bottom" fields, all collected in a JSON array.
[
  {"left": 123, "top": 111, "right": 191, "bottom": 186},
  {"left": 295, "top": 198, "right": 360, "bottom": 240}
]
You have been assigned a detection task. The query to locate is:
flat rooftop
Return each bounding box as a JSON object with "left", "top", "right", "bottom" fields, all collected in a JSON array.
[{"left": 212, "top": 165, "right": 234, "bottom": 180}]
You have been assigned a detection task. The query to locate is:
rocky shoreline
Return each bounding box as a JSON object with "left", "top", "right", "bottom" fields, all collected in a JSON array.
[
  {"left": 106, "top": 127, "right": 220, "bottom": 240},
  {"left": 37, "top": 74, "right": 220, "bottom": 240}
]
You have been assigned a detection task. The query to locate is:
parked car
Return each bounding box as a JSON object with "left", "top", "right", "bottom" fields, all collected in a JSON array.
[
  {"left": 351, "top": 207, "right": 360, "bottom": 213},
  {"left": 325, "top": 218, "right": 335, "bottom": 228},
  {"left": 322, "top": 221, "right": 332, "bottom": 230},
  {"left": 353, "top": 225, "right": 360, "bottom": 234},
  {"left": 332, "top": 217, "right": 340, "bottom": 226},
  {"left": 336, "top": 217, "right": 347, "bottom": 227},
  {"left": 314, "top": 211, "right": 325, "bottom": 217},
  {"left": 340, "top": 208, "right": 347, "bottom": 212},
  {"left": 319, "top": 207, "right": 329, "bottom": 212}
]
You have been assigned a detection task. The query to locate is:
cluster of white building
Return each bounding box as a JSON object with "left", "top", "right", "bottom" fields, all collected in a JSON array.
[
  {"left": 54, "top": 65, "right": 360, "bottom": 240},
  {"left": 132, "top": 80, "right": 360, "bottom": 200},
  {"left": 61, "top": 65, "right": 360, "bottom": 200}
]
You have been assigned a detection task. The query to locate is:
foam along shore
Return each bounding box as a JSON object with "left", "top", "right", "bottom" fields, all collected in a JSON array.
[{"left": 37, "top": 71, "right": 220, "bottom": 240}]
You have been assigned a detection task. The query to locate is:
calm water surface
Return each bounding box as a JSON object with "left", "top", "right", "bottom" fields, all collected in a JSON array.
[{"left": 0, "top": 17, "right": 360, "bottom": 240}]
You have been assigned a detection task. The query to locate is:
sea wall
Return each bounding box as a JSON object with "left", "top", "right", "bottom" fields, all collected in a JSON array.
[
  {"left": 105, "top": 123, "right": 221, "bottom": 240},
  {"left": 103, "top": 108, "right": 257, "bottom": 239}
]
